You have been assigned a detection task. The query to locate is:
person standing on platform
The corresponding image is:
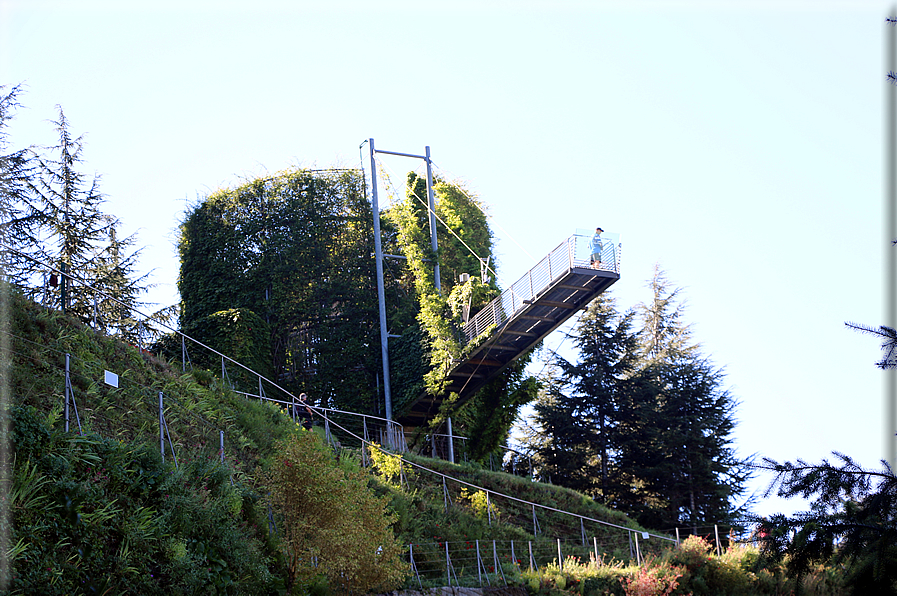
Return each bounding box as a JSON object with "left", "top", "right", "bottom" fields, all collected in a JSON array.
[{"left": 590, "top": 227, "right": 604, "bottom": 268}]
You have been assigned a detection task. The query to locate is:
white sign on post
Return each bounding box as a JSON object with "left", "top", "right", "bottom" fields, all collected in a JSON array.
[{"left": 104, "top": 370, "right": 119, "bottom": 388}]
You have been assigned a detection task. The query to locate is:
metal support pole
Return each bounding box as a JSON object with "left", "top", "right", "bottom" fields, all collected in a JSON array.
[
  {"left": 634, "top": 533, "right": 641, "bottom": 566},
  {"left": 676, "top": 527, "right": 680, "bottom": 546},
  {"left": 425, "top": 145, "right": 441, "bottom": 294},
  {"left": 445, "top": 541, "right": 451, "bottom": 587},
  {"left": 442, "top": 477, "right": 449, "bottom": 512},
  {"left": 159, "top": 392, "right": 165, "bottom": 463},
  {"left": 64, "top": 353, "right": 71, "bottom": 433},
  {"left": 493, "top": 540, "right": 506, "bottom": 585},
  {"left": 181, "top": 335, "right": 186, "bottom": 372},
  {"left": 593, "top": 536, "right": 598, "bottom": 561},
  {"left": 714, "top": 524, "right": 721, "bottom": 556},
  {"left": 528, "top": 541, "right": 535, "bottom": 572},
  {"left": 447, "top": 416, "right": 455, "bottom": 464},
  {"left": 486, "top": 491, "right": 492, "bottom": 525},
  {"left": 887, "top": 17, "right": 897, "bottom": 470},
  {"left": 220, "top": 430, "right": 225, "bottom": 464},
  {"left": 409, "top": 543, "right": 422, "bottom": 589},
  {"left": 581, "top": 518, "right": 587, "bottom": 546},
  {"left": 532, "top": 504, "right": 540, "bottom": 536},
  {"left": 475, "top": 540, "right": 484, "bottom": 586},
  {"left": 368, "top": 139, "right": 392, "bottom": 421},
  {"left": 557, "top": 539, "right": 563, "bottom": 571}
]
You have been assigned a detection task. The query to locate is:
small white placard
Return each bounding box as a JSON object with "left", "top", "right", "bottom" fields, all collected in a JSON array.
[
  {"left": 642, "top": 532, "right": 649, "bottom": 540},
  {"left": 104, "top": 370, "right": 119, "bottom": 388}
]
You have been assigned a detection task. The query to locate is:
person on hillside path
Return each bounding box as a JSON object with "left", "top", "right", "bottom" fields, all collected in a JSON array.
[{"left": 297, "top": 392, "right": 314, "bottom": 429}]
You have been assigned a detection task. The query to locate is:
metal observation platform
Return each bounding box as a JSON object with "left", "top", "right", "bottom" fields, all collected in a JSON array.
[{"left": 399, "top": 231, "right": 620, "bottom": 426}]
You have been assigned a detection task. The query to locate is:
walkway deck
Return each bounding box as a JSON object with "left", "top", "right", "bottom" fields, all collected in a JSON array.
[{"left": 399, "top": 232, "right": 620, "bottom": 426}]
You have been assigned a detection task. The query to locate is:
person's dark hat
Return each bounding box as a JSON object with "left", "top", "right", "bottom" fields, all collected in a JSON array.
[{"left": 595, "top": 227, "right": 604, "bottom": 232}]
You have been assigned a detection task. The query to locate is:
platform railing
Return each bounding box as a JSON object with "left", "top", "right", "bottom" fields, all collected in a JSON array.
[{"left": 462, "top": 233, "right": 620, "bottom": 345}]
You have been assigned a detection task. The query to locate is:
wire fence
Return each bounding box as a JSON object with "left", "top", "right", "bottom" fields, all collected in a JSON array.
[{"left": 2, "top": 248, "right": 746, "bottom": 570}]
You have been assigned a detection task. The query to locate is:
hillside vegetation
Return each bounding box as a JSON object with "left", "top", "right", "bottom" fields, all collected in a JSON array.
[
  {"left": 5, "top": 291, "right": 849, "bottom": 596},
  {"left": 4, "top": 290, "right": 668, "bottom": 594}
]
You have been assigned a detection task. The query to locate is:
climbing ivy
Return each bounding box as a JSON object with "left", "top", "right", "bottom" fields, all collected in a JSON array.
[
  {"left": 177, "top": 168, "right": 379, "bottom": 412},
  {"left": 386, "top": 173, "right": 539, "bottom": 456}
]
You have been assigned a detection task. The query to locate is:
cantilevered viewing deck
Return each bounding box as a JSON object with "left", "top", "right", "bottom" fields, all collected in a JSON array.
[{"left": 399, "top": 232, "right": 620, "bottom": 426}]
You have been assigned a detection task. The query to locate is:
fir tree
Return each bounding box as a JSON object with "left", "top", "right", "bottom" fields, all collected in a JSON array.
[
  {"left": 27, "top": 106, "right": 147, "bottom": 329},
  {"left": 0, "top": 84, "right": 41, "bottom": 288},
  {"left": 755, "top": 454, "right": 897, "bottom": 595},
  {"left": 627, "top": 266, "right": 749, "bottom": 529},
  {"left": 31, "top": 106, "right": 113, "bottom": 318},
  {"left": 527, "top": 292, "right": 642, "bottom": 498}
]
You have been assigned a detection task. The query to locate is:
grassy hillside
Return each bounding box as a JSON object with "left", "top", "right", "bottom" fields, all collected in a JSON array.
[
  {"left": 5, "top": 290, "right": 301, "bottom": 593},
  {"left": 4, "top": 289, "right": 733, "bottom": 594}
]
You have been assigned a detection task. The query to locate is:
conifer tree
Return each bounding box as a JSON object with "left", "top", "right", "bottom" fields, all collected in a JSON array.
[
  {"left": 527, "top": 292, "right": 642, "bottom": 498},
  {"left": 626, "top": 266, "right": 748, "bottom": 529},
  {"left": 27, "top": 106, "right": 147, "bottom": 329},
  {"left": 0, "top": 84, "right": 41, "bottom": 287},
  {"left": 31, "top": 106, "right": 113, "bottom": 318}
]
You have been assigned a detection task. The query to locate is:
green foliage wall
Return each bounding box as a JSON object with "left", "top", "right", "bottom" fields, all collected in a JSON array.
[
  {"left": 385, "top": 173, "right": 538, "bottom": 455},
  {"left": 178, "top": 168, "right": 379, "bottom": 411}
]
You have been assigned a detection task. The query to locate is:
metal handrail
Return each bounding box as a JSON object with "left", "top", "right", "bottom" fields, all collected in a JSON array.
[{"left": 462, "top": 233, "right": 620, "bottom": 345}]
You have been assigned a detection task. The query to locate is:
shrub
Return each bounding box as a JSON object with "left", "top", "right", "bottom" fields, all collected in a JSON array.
[{"left": 265, "top": 430, "right": 409, "bottom": 594}]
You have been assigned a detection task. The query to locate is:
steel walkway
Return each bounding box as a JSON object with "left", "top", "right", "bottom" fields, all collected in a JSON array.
[{"left": 399, "top": 232, "right": 620, "bottom": 426}]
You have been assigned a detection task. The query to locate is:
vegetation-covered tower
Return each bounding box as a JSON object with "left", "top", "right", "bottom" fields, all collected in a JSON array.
[{"left": 177, "top": 168, "right": 380, "bottom": 411}]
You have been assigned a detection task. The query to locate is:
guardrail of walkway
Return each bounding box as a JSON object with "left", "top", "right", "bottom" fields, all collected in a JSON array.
[{"left": 462, "top": 232, "right": 620, "bottom": 345}]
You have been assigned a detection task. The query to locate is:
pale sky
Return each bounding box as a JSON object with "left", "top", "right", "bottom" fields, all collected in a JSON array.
[{"left": 2, "top": 0, "right": 891, "bottom": 517}]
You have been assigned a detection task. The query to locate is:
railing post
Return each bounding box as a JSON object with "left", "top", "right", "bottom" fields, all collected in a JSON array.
[
  {"left": 476, "top": 540, "right": 483, "bottom": 586},
  {"left": 593, "top": 536, "right": 598, "bottom": 561},
  {"left": 581, "top": 517, "right": 587, "bottom": 546},
  {"left": 447, "top": 416, "right": 455, "bottom": 464},
  {"left": 486, "top": 491, "right": 492, "bottom": 525},
  {"left": 442, "top": 477, "right": 450, "bottom": 512},
  {"left": 445, "top": 540, "right": 451, "bottom": 587},
  {"left": 675, "top": 527, "right": 680, "bottom": 546},
  {"left": 528, "top": 541, "right": 535, "bottom": 572},
  {"left": 557, "top": 538, "right": 563, "bottom": 571},
  {"left": 64, "top": 353, "right": 71, "bottom": 433},
  {"left": 220, "top": 430, "right": 225, "bottom": 464},
  {"left": 159, "top": 391, "right": 165, "bottom": 463},
  {"left": 532, "top": 504, "right": 540, "bottom": 536}
]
